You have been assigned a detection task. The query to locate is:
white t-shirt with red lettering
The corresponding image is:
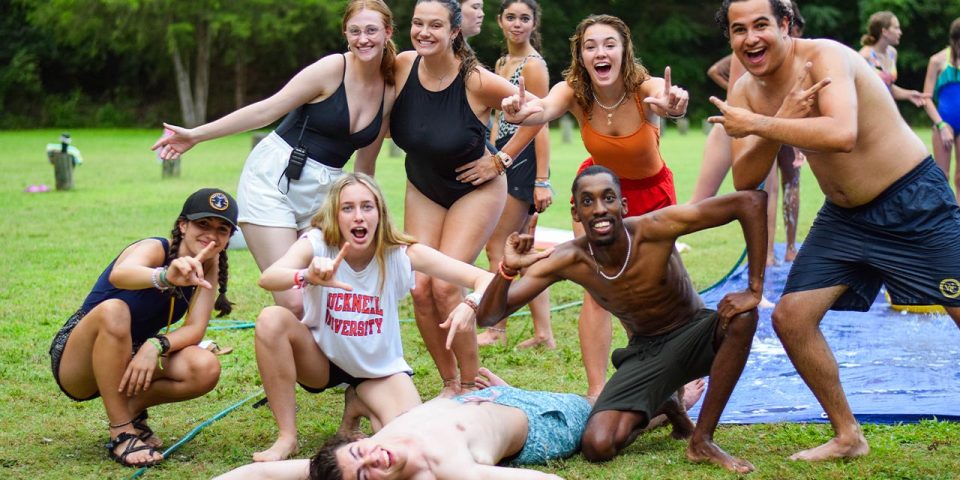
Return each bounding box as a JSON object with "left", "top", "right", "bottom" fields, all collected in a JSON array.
[{"left": 301, "top": 229, "right": 415, "bottom": 378}]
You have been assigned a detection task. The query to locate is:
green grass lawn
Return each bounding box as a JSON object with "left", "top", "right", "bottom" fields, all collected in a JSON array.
[{"left": 0, "top": 127, "right": 957, "bottom": 479}]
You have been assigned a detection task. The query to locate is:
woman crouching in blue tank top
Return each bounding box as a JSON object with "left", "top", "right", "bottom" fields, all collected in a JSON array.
[
  {"left": 49, "top": 188, "right": 238, "bottom": 468},
  {"left": 153, "top": 0, "right": 398, "bottom": 319},
  {"left": 389, "top": 0, "right": 544, "bottom": 399}
]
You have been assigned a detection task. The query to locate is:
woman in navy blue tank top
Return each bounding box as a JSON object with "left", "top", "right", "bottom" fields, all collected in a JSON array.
[
  {"left": 153, "top": 0, "right": 397, "bottom": 318},
  {"left": 49, "top": 188, "right": 237, "bottom": 467},
  {"left": 389, "top": 0, "right": 543, "bottom": 398}
]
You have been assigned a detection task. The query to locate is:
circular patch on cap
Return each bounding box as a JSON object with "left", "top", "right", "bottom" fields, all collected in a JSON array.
[{"left": 209, "top": 192, "right": 230, "bottom": 211}]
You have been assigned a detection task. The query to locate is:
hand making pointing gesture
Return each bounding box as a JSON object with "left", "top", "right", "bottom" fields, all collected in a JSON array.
[
  {"left": 642, "top": 66, "right": 689, "bottom": 119},
  {"left": 303, "top": 243, "right": 355, "bottom": 291}
]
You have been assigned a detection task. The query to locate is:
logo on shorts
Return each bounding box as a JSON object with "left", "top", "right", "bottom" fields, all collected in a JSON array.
[
  {"left": 940, "top": 278, "right": 960, "bottom": 299},
  {"left": 209, "top": 192, "right": 230, "bottom": 211}
]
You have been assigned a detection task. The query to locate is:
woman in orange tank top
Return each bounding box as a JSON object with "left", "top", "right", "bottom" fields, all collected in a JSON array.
[{"left": 500, "top": 14, "right": 688, "bottom": 400}]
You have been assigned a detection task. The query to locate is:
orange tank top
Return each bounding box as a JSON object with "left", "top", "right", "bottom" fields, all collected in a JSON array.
[{"left": 580, "top": 94, "right": 664, "bottom": 180}]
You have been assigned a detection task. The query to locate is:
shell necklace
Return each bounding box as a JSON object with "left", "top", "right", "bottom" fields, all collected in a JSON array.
[
  {"left": 593, "top": 89, "right": 628, "bottom": 126},
  {"left": 587, "top": 225, "right": 632, "bottom": 280}
]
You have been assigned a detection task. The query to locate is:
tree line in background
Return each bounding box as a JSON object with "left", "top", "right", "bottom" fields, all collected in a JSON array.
[{"left": 2, "top": 0, "right": 959, "bottom": 129}]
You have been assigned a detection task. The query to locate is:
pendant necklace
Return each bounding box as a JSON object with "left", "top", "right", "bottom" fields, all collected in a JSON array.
[
  {"left": 587, "top": 225, "right": 632, "bottom": 280},
  {"left": 593, "top": 89, "right": 628, "bottom": 126}
]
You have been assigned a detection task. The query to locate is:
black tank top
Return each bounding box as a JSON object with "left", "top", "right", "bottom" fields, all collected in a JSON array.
[
  {"left": 390, "top": 56, "right": 488, "bottom": 174},
  {"left": 276, "top": 54, "right": 384, "bottom": 168}
]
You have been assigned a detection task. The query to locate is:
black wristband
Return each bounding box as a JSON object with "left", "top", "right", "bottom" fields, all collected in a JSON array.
[{"left": 155, "top": 334, "right": 171, "bottom": 356}]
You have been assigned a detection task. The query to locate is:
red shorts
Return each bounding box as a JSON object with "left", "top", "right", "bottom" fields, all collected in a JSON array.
[{"left": 572, "top": 157, "right": 677, "bottom": 217}]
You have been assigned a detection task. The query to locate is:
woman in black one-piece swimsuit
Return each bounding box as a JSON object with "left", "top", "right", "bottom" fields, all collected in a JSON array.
[{"left": 389, "top": 0, "right": 543, "bottom": 398}]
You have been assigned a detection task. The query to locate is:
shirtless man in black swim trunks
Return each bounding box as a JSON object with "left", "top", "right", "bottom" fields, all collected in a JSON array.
[
  {"left": 712, "top": 0, "right": 960, "bottom": 462},
  {"left": 459, "top": 166, "right": 768, "bottom": 473}
]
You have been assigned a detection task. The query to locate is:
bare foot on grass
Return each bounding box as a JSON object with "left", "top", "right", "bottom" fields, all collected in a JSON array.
[
  {"left": 252, "top": 436, "right": 298, "bottom": 462},
  {"left": 788, "top": 435, "right": 869, "bottom": 462},
  {"left": 336, "top": 386, "right": 370, "bottom": 438},
  {"left": 687, "top": 438, "right": 755, "bottom": 474},
  {"left": 476, "top": 328, "right": 507, "bottom": 346},
  {"left": 516, "top": 335, "right": 556, "bottom": 349}
]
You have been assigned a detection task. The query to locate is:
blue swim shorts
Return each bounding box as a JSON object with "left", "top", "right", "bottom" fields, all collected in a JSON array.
[
  {"left": 454, "top": 386, "right": 591, "bottom": 465},
  {"left": 783, "top": 156, "right": 960, "bottom": 311}
]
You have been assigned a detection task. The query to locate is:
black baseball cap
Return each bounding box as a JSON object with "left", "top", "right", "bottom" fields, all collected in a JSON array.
[{"left": 180, "top": 188, "right": 238, "bottom": 229}]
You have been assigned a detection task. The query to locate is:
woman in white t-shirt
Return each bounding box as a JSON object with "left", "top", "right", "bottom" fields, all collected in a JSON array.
[{"left": 252, "top": 173, "right": 494, "bottom": 463}]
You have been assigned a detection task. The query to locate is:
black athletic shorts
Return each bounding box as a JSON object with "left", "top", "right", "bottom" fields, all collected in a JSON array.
[
  {"left": 783, "top": 157, "right": 960, "bottom": 311},
  {"left": 591, "top": 309, "right": 718, "bottom": 421}
]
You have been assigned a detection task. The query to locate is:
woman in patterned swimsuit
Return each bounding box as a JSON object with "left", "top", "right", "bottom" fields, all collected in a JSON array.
[{"left": 477, "top": 0, "right": 556, "bottom": 349}]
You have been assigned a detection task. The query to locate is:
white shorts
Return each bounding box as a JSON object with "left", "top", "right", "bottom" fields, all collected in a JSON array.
[{"left": 237, "top": 132, "right": 344, "bottom": 230}]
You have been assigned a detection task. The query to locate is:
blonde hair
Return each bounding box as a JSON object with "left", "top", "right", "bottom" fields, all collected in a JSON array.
[
  {"left": 861, "top": 11, "right": 896, "bottom": 46},
  {"left": 342, "top": 0, "right": 398, "bottom": 85},
  {"left": 311, "top": 173, "right": 416, "bottom": 293},
  {"left": 562, "top": 15, "right": 650, "bottom": 118}
]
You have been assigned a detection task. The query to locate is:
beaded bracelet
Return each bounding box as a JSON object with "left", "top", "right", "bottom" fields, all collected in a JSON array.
[
  {"left": 498, "top": 261, "right": 519, "bottom": 280},
  {"left": 158, "top": 267, "right": 173, "bottom": 289},
  {"left": 463, "top": 292, "right": 482, "bottom": 313},
  {"left": 151, "top": 267, "right": 172, "bottom": 291}
]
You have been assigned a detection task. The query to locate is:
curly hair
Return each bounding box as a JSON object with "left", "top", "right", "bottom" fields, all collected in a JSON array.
[
  {"left": 715, "top": 0, "right": 792, "bottom": 39},
  {"left": 562, "top": 15, "right": 650, "bottom": 119},
  {"left": 342, "top": 0, "right": 398, "bottom": 85}
]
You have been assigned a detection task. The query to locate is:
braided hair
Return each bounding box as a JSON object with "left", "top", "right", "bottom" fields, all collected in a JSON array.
[{"left": 169, "top": 217, "right": 234, "bottom": 317}]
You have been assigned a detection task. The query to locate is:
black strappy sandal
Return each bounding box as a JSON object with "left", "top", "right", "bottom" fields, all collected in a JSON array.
[
  {"left": 132, "top": 410, "right": 160, "bottom": 446},
  {"left": 106, "top": 432, "right": 161, "bottom": 467}
]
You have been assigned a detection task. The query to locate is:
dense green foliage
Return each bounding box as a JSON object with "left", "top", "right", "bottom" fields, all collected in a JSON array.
[{"left": 3, "top": 0, "right": 960, "bottom": 128}]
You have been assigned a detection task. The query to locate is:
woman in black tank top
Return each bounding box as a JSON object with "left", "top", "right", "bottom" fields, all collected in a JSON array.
[
  {"left": 153, "top": 0, "right": 397, "bottom": 317},
  {"left": 390, "top": 0, "right": 543, "bottom": 398}
]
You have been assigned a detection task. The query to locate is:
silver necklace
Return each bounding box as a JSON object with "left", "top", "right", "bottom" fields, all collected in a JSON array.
[
  {"left": 593, "top": 90, "right": 628, "bottom": 126},
  {"left": 587, "top": 225, "right": 632, "bottom": 280}
]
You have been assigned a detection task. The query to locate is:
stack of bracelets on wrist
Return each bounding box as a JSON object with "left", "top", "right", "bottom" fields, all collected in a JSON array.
[
  {"left": 490, "top": 154, "right": 506, "bottom": 175},
  {"left": 534, "top": 177, "right": 551, "bottom": 189},
  {"left": 146, "top": 335, "right": 170, "bottom": 370},
  {"left": 498, "top": 261, "right": 519, "bottom": 280},
  {"left": 463, "top": 292, "right": 482, "bottom": 313},
  {"left": 151, "top": 267, "right": 173, "bottom": 291}
]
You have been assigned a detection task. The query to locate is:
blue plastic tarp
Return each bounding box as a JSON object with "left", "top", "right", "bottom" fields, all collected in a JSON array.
[{"left": 688, "top": 244, "right": 960, "bottom": 424}]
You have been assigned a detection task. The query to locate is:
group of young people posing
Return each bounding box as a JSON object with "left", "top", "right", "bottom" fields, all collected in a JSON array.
[{"left": 52, "top": 0, "right": 960, "bottom": 478}]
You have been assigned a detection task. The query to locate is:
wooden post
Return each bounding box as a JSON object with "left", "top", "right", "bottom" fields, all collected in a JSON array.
[
  {"left": 162, "top": 158, "right": 181, "bottom": 178},
  {"left": 560, "top": 114, "right": 573, "bottom": 144},
  {"left": 49, "top": 151, "right": 74, "bottom": 190}
]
